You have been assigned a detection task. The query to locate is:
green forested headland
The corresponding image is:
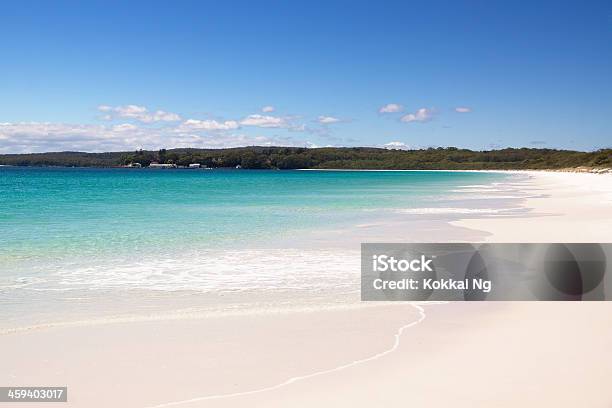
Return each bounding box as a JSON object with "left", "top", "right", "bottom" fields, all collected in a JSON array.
[{"left": 1, "top": 147, "right": 611, "bottom": 170}]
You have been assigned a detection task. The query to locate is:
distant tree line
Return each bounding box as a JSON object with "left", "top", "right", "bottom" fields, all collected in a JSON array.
[{"left": 0, "top": 146, "right": 611, "bottom": 170}]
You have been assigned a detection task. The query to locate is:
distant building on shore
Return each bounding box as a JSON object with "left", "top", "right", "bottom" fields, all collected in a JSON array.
[
  {"left": 188, "top": 163, "right": 201, "bottom": 168},
  {"left": 149, "top": 162, "right": 177, "bottom": 169}
]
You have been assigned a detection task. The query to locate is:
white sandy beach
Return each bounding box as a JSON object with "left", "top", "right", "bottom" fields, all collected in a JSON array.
[
  {"left": 1, "top": 171, "right": 612, "bottom": 408},
  {"left": 454, "top": 171, "right": 612, "bottom": 242}
]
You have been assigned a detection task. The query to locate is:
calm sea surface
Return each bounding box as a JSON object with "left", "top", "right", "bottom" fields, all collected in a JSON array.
[{"left": 0, "top": 168, "right": 513, "bottom": 327}]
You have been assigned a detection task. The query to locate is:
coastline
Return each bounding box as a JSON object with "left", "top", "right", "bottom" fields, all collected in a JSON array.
[
  {"left": 1, "top": 171, "right": 612, "bottom": 407},
  {"left": 453, "top": 171, "right": 612, "bottom": 242},
  {"left": 298, "top": 167, "right": 612, "bottom": 174}
]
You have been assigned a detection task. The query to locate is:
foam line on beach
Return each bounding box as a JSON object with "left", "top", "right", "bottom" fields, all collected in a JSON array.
[
  {"left": 144, "top": 302, "right": 444, "bottom": 408},
  {"left": 0, "top": 299, "right": 401, "bottom": 335},
  {"left": 395, "top": 207, "right": 525, "bottom": 215}
]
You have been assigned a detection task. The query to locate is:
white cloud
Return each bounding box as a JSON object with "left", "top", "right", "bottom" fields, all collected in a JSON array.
[
  {"left": 261, "top": 106, "right": 275, "bottom": 113},
  {"left": 379, "top": 103, "right": 404, "bottom": 113},
  {"left": 151, "top": 110, "right": 182, "bottom": 122},
  {"left": 179, "top": 119, "right": 240, "bottom": 131},
  {"left": 383, "top": 141, "right": 410, "bottom": 150},
  {"left": 240, "top": 114, "right": 288, "bottom": 128},
  {"left": 317, "top": 115, "right": 341, "bottom": 124},
  {"left": 400, "top": 108, "right": 434, "bottom": 123},
  {"left": 238, "top": 114, "right": 309, "bottom": 131},
  {"left": 0, "top": 103, "right": 323, "bottom": 153},
  {"left": 0, "top": 121, "right": 304, "bottom": 153},
  {"left": 112, "top": 123, "right": 138, "bottom": 132},
  {"left": 455, "top": 107, "right": 471, "bottom": 113},
  {"left": 0, "top": 122, "right": 153, "bottom": 153},
  {"left": 97, "top": 104, "right": 181, "bottom": 123}
]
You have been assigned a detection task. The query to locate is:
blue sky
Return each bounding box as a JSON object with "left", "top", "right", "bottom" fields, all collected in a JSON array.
[{"left": 0, "top": 0, "right": 611, "bottom": 153}]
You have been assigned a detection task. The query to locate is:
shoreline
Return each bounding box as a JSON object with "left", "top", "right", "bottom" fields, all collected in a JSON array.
[
  {"left": 2, "top": 170, "right": 609, "bottom": 325},
  {"left": 453, "top": 171, "right": 612, "bottom": 242},
  {"left": 3, "top": 165, "right": 611, "bottom": 174},
  {"left": 0, "top": 170, "right": 520, "bottom": 332},
  {"left": 2, "top": 170, "right": 605, "bottom": 330},
  {"left": 1, "top": 171, "right": 612, "bottom": 407},
  {"left": 298, "top": 167, "right": 612, "bottom": 174}
]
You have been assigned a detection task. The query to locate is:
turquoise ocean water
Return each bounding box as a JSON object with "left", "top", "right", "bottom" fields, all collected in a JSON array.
[
  {"left": 1, "top": 168, "right": 509, "bottom": 260},
  {"left": 0, "top": 168, "right": 513, "bottom": 327}
]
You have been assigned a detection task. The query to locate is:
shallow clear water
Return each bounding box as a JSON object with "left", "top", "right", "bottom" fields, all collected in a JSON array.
[
  {"left": 0, "top": 167, "right": 513, "bottom": 326},
  {"left": 1, "top": 168, "right": 506, "bottom": 258}
]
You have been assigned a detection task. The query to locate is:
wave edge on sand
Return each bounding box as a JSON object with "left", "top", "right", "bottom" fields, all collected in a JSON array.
[{"left": 144, "top": 302, "right": 446, "bottom": 408}]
